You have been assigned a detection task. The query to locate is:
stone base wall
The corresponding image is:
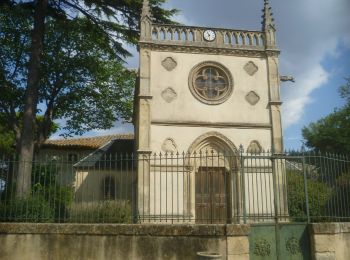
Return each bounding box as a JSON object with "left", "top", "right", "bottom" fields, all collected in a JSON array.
[
  {"left": 0, "top": 223, "right": 249, "bottom": 260},
  {"left": 310, "top": 223, "right": 350, "bottom": 260},
  {"left": 1, "top": 223, "right": 349, "bottom": 260}
]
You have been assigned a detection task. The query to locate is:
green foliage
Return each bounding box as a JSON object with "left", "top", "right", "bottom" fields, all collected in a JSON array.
[
  {"left": 302, "top": 78, "right": 350, "bottom": 153},
  {"left": 0, "top": 124, "right": 15, "bottom": 155},
  {"left": 0, "top": 162, "right": 74, "bottom": 222},
  {"left": 287, "top": 170, "right": 332, "bottom": 221},
  {"left": 339, "top": 77, "right": 350, "bottom": 104},
  {"left": 0, "top": 196, "right": 54, "bottom": 222},
  {"left": 4, "top": 0, "right": 177, "bottom": 58},
  {"left": 0, "top": 6, "right": 138, "bottom": 141},
  {"left": 332, "top": 172, "right": 350, "bottom": 219},
  {"left": 68, "top": 200, "right": 132, "bottom": 223},
  {"left": 31, "top": 163, "right": 74, "bottom": 221},
  {"left": 0, "top": 0, "right": 176, "bottom": 143}
]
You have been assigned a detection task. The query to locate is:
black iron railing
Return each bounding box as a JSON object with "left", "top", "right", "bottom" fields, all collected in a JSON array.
[{"left": 0, "top": 150, "right": 349, "bottom": 224}]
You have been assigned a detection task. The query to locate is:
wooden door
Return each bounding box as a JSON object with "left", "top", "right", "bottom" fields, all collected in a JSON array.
[{"left": 195, "top": 167, "right": 228, "bottom": 223}]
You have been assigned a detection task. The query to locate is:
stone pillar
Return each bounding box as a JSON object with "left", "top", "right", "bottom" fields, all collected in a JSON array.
[
  {"left": 266, "top": 52, "right": 283, "bottom": 153},
  {"left": 226, "top": 225, "right": 250, "bottom": 260},
  {"left": 137, "top": 0, "right": 153, "bottom": 219},
  {"left": 265, "top": 51, "right": 288, "bottom": 220},
  {"left": 310, "top": 223, "right": 350, "bottom": 260}
]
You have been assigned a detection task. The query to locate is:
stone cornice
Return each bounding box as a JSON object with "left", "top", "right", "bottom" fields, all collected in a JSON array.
[
  {"left": 137, "top": 149, "right": 152, "bottom": 154},
  {"left": 0, "top": 223, "right": 250, "bottom": 236},
  {"left": 265, "top": 49, "right": 281, "bottom": 56},
  {"left": 139, "top": 42, "right": 268, "bottom": 58},
  {"left": 268, "top": 101, "right": 283, "bottom": 106},
  {"left": 151, "top": 120, "right": 271, "bottom": 129},
  {"left": 138, "top": 95, "right": 153, "bottom": 99}
]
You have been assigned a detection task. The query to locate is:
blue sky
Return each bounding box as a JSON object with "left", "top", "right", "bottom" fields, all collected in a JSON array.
[{"left": 52, "top": 0, "right": 350, "bottom": 150}]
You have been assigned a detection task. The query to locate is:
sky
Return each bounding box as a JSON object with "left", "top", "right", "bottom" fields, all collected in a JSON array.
[{"left": 52, "top": 0, "right": 350, "bottom": 150}]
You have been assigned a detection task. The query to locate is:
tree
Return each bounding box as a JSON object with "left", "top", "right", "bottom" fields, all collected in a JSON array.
[
  {"left": 0, "top": 113, "right": 59, "bottom": 156},
  {"left": 0, "top": 1, "right": 176, "bottom": 197},
  {"left": 302, "top": 78, "right": 350, "bottom": 154}
]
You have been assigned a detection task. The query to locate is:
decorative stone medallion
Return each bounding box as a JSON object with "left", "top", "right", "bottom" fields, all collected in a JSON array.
[
  {"left": 244, "top": 61, "right": 258, "bottom": 76},
  {"left": 245, "top": 91, "right": 260, "bottom": 106},
  {"left": 162, "top": 57, "right": 177, "bottom": 71},
  {"left": 286, "top": 237, "right": 302, "bottom": 255},
  {"left": 253, "top": 238, "right": 271, "bottom": 257},
  {"left": 247, "top": 140, "right": 262, "bottom": 154},
  {"left": 161, "top": 138, "right": 177, "bottom": 153},
  {"left": 161, "top": 87, "right": 177, "bottom": 103}
]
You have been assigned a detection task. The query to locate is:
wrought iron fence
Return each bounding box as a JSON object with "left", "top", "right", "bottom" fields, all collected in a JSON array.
[{"left": 0, "top": 150, "right": 349, "bottom": 224}]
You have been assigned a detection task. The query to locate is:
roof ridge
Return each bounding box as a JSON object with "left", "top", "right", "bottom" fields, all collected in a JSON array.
[
  {"left": 46, "top": 133, "right": 134, "bottom": 142},
  {"left": 43, "top": 133, "right": 134, "bottom": 149}
]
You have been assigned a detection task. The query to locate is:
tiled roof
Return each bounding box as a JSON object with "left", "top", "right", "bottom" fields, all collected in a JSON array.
[{"left": 44, "top": 134, "right": 134, "bottom": 149}]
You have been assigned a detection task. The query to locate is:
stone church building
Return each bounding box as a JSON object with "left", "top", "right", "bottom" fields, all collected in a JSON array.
[{"left": 133, "top": 0, "right": 287, "bottom": 223}]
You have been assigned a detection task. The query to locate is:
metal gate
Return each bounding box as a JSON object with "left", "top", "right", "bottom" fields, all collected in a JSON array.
[
  {"left": 249, "top": 223, "right": 310, "bottom": 260},
  {"left": 240, "top": 152, "right": 315, "bottom": 260}
]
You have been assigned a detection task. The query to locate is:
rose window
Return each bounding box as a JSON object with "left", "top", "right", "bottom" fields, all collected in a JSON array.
[{"left": 189, "top": 62, "right": 233, "bottom": 105}]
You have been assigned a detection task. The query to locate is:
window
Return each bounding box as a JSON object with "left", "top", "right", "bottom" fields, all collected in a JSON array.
[
  {"left": 68, "top": 153, "right": 78, "bottom": 163},
  {"left": 189, "top": 62, "right": 233, "bottom": 105},
  {"left": 102, "top": 176, "right": 116, "bottom": 200}
]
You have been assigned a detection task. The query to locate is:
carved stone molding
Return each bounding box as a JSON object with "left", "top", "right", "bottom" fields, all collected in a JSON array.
[
  {"left": 244, "top": 61, "right": 258, "bottom": 76},
  {"left": 151, "top": 120, "right": 271, "bottom": 129},
  {"left": 161, "top": 57, "right": 177, "bottom": 71},
  {"left": 161, "top": 138, "right": 177, "bottom": 153},
  {"left": 161, "top": 87, "right": 177, "bottom": 103},
  {"left": 185, "top": 131, "right": 239, "bottom": 170},
  {"left": 253, "top": 238, "right": 271, "bottom": 257},
  {"left": 245, "top": 91, "right": 260, "bottom": 106},
  {"left": 247, "top": 140, "right": 263, "bottom": 154},
  {"left": 187, "top": 131, "right": 238, "bottom": 155},
  {"left": 139, "top": 42, "right": 267, "bottom": 58}
]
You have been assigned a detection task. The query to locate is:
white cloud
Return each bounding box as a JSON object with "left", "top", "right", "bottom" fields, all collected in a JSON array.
[
  {"left": 278, "top": 0, "right": 350, "bottom": 128},
  {"left": 84, "top": 122, "right": 133, "bottom": 137},
  {"left": 282, "top": 65, "right": 329, "bottom": 127}
]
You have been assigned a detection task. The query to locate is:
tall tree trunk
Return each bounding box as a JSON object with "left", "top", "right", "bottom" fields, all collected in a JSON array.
[{"left": 16, "top": 0, "right": 48, "bottom": 197}]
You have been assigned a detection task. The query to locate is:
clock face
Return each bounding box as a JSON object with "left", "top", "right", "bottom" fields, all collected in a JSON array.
[{"left": 203, "top": 30, "right": 216, "bottom": 42}]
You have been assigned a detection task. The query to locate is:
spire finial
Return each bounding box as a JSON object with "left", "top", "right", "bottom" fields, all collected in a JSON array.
[
  {"left": 262, "top": 0, "right": 275, "bottom": 32},
  {"left": 141, "top": 0, "right": 152, "bottom": 19}
]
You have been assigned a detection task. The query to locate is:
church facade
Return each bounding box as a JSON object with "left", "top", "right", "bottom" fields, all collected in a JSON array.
[{"left": 134, "top": 0, "right": 286, "bottom": 223}]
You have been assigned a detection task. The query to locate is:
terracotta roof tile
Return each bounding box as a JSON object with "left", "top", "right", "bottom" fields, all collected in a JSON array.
[{"left": 44, "top": 134, "right": 134, "bottom": 149}]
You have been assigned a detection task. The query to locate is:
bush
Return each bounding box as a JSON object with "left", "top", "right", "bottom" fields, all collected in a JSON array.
[
  {"left": 33, "top": 183, "right": 74, "bottom": 221},
  {"left": 32, "top": 163, "right": 74, "bottom": 221},
  {"left": 287, "top": 170, "right": 332, "bottom": 222},
  {"left": 330, "top": 173, "right": 350, "bottom": 220},
  {"left": 68, "top": 200, "right": 132, "bottom": 223},
  {"left": 0, "top": 163, "right": 74, "bottom": 222},
  {"left": 0, "top": 195, "right": 54, "bottom": 222}
]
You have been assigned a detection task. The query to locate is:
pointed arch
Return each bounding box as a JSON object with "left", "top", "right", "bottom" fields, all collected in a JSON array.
[
  {"left": 186, "top": 131, "right": 239, "bottom": 170},
  {"left": 187, "top": 131, "right": 238, "bottom": 155}
]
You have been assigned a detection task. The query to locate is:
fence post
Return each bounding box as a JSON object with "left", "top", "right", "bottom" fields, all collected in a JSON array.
[
  {"left": 239, "top": 145, "right": 247, "bottom": 224},
  {"left": 271, "top": 154, "right": 279, "bottom": 223},
  {"left": 302, "top": 155, "right": 311, "bottom": 223},
  {"left": 271, "top": 152, "right": 281, "bottom": 260}
]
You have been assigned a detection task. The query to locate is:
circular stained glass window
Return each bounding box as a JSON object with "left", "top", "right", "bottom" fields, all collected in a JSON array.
[{"left": 189, "top": 62, "right": 233, "bottom": 105}]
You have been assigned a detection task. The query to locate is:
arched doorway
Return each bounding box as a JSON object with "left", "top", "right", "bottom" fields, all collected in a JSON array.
[{"left": 187, "top": 132, "right": 239, "bottom": 224}]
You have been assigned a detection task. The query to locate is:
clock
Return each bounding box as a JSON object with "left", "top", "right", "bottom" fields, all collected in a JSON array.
[{"left": 203, "top": 30, "right": 216, "bottom": 42}]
